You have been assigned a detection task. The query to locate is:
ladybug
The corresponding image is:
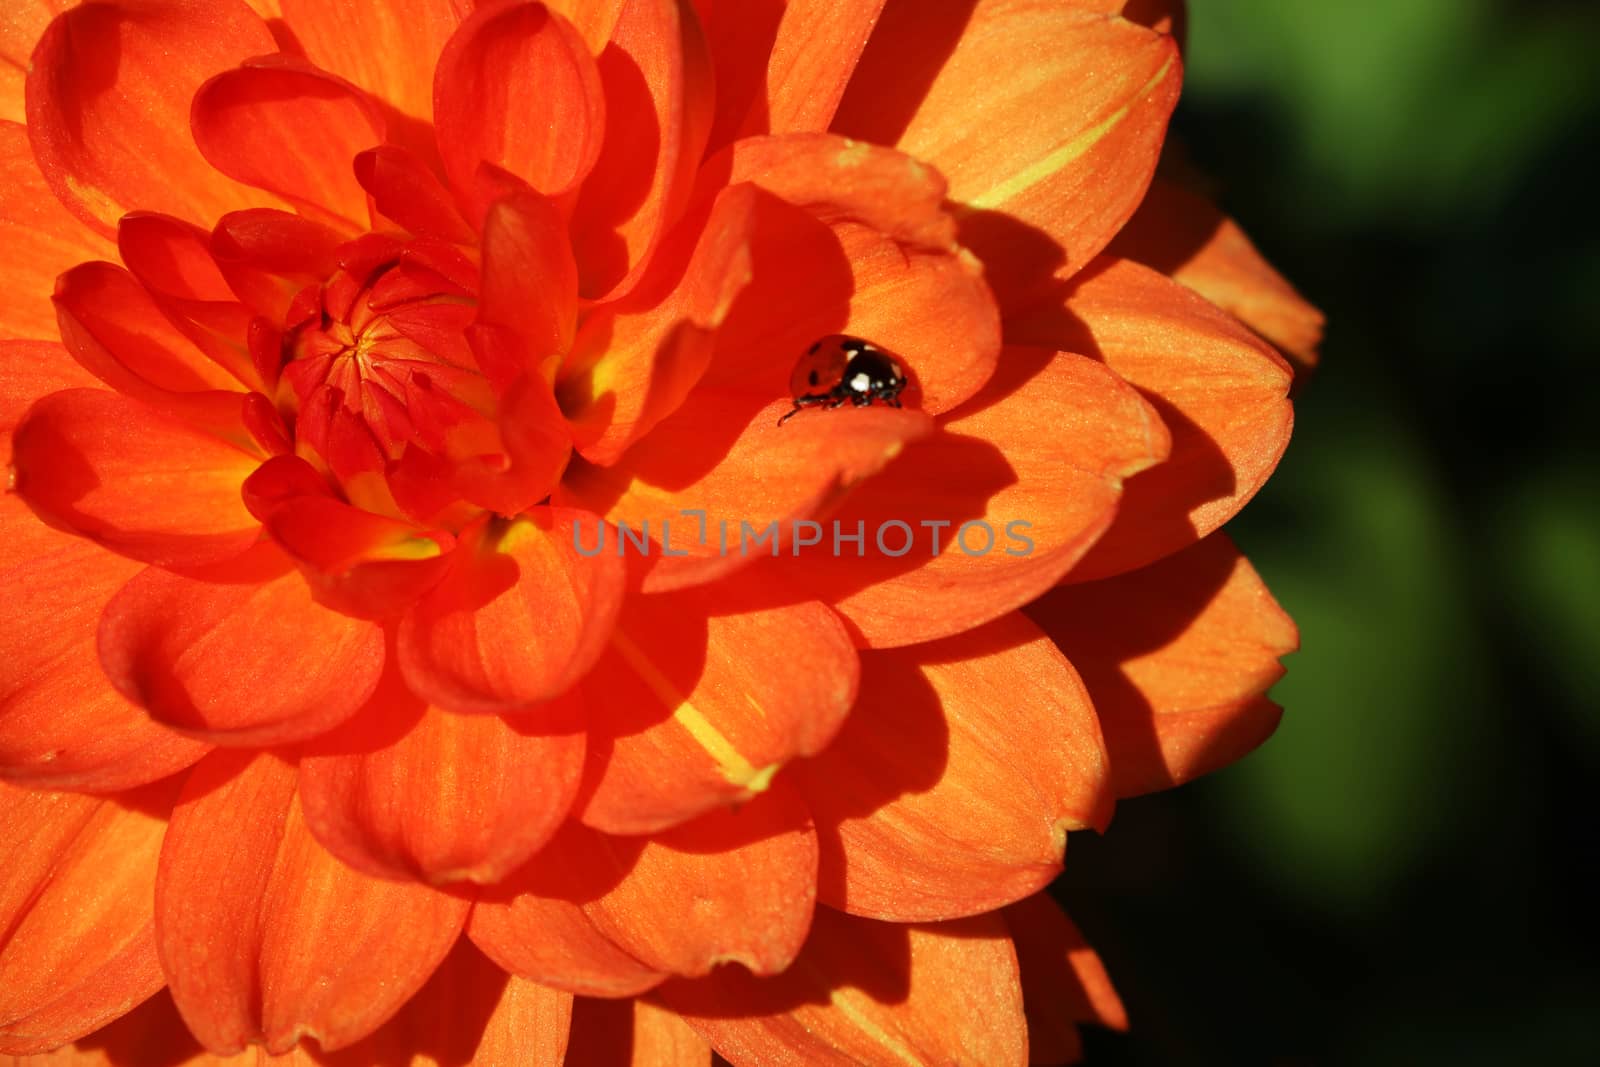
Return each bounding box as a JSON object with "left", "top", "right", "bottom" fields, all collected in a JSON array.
[{"left": 778, "top": 335, "right": 908, "bottom": 426}]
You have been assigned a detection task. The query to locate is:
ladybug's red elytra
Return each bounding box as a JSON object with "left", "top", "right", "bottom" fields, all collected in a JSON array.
[{"left": 778, "top": 334, "right": 908, "bottom": 426}]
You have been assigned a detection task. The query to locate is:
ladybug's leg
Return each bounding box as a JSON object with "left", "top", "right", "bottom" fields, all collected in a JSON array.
[{"left": 777, "top": 395, "right": 831, "bottom": 426}]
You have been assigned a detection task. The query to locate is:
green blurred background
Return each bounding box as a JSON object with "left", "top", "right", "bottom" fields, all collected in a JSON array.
[{"left": 1057, "top": 1, "right": 1600, "bottom": 1062}]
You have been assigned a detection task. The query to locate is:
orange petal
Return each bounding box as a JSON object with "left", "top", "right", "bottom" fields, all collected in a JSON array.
[
  {"left": 0, "top": 780, "right": 172, "bottom": 1055},
  {"left": 98, "top": 545, "right": 385, "bottom": 746},
  {"left": 156, "top": 750, "right": 469, "bottom": 1054},
  {"left": 775, "top": 348, "right": 1168, "bottom": 647},
  {"left": 0, "top": 122, "right": 117, "bottom": 341},
  {"left": 0, "top": 340, "right": 99, "bottom": 467},
  {"left": 25, "top": 0, "right": 282, "bottom": 234},
  {"left": 577, "top": 582, "right": 856, "bottom": 834},
  {"left": 51, "top": 261, "right": 254, "bottom": 436},
  {"left": 834, "top": 0, "right": 1180, "bottom": 309},
  {"left": 565, "top": 996, "right": 712, "bottom": 1066},
  {"left": 1029, "top": 532, "right": 1297, "bottom": 795},
  {"left": 0, "top": 532, "right": 210, "bottom": 791},
  {"left": 330, "top": 937, "right": 573, "bottom": 1067},
  {"left": 577, "top": 782, "right": 817, "bottom": 979},
  {"left": 274, "top": 0, "right": 465, "bottom": 158},
  {"left": 1012, "top": 256, "right": 1295, "bottom": 580},
  {"left": 659, "top": 907, "right": 1027, "bottom": 1067},
  {"left": 556, "top": 390, "right": 931, "bottom": 593},
  {"left": 433, "top": 0, "right": 606, "bottom": 201},
  {"left": 0, "top": 5, "right": 62, "bottom": 124},
  {"left": 559, "top": 181, "right": 758, "bottom": 465},
  {"left": 191, "top": 58, "right": 385, "bottom": 232},
  {"left": 468, "top": 821, "right": 668, "bottom": 998},
  {"left": 1002, "top": 893, "right": 1128, "bottom": 1039},
  {"left": 398, "top": 509, "right": 626, "bottom": 714},
  {"left": 792, "top": 614, "right": 1109, "bottom": 923},
  {"left": 701, "top": 134, "right": 1001, "bottom": 417},
  {"left": 299, "top": 667, "right": 585, "bottom": 885},
  {"left": 570, "top": 0, "right": 714, "bottom": 298},
  {"left": 476, "top": 186, "right": 579, "bottom": 387},
  {"left": 1109, "top": 177, "right": 1324, "bottom": 370},
  {"left": 11, "top": 389, "right": 261, "bottom": 567},
  {"left": 1083, "top": 0, "right": 1187, "bottom": 45},
  {"left": 698, "top": 0, "right": 887, "bottom": 151},
  {"left": 354, "top": 145, "right": 475, "bottom": 244}
]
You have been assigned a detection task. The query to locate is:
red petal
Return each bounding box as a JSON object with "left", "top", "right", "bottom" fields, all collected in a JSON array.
[
  {"left": 560, "top": 181, "right": 759, "bottom": 465},
  {"left": 98, "top": 545, "right": 385, "bottom": 745},
  {"left": 834, "top": 0, "right": 1181, "bottom": 309},
  {"left": 476, "top": 186, "right": 579, "bottom": 386},
  {"left": 354, "top": 145, "right": 475, "bottom": 243},
  {"left": 659, "top": 908, "right": 1027, "bottom": 1067},
  {"left": 11, "top": 389, "right": 261, "bottom": 567},
  {"left": 52, "top": 261, "right": 254, "bottom": 435},
  {"left": 565, "top": 996, "right": 712, "bottom": 1067},
  {"left": 275, "top": 0, "right": 465, "bottom": 158},
  {"left": 398, "top": 509, "right": 625, "bottom": 713},
  {"left": 25, "top": 0, "right": 282, "bottom": 234},
  {"left": 1110, "top": 177, "right": 1324, "bottom": 370},
  {"left": 0, "top": 533, "right": 210, "bottom": 791},
  {"left": 299, "top": 668, "right": 585, "bottom": 885},
  {"left": 792, "top": 614, "right": 1110, "bottom": 923},
  {"left": 0, "top": 122, "right": 118, "bottom": 341},
  {"left": 580, "top": 782, "right": 817, "bottom": 978},
  {"left": 433, "top": 0, "right": 606, "bottom": 201},
  {"left": 1013, "top": 256, "right": 1295, "bottom": 580},
  {"left": 210, "top": 208, "right": 345, "bottom": 322},
  {"left": 698, "top": 0, "right": 887, "bottom": 152},
  {"left": 578, "top": 583, "right": 857, "bottom": 834},
  {"left": 556, "top": 391, "right": 931, "bottom": 593},
  {"left": 1029, "top": 532, "right": 1297, "bottom": 795},
  {"left": 156, "top": 750, "right": 469, "bottom": 1054},
  {"left": 701, "top": 134, "right": 1000, "bottom": 416},
  {"left": 570, "top": 0, "right": 715, "bottom": 298},
  {"left": 468, "top": 821, "right": 668, "bottom": 998},
  {"left": 0, "top": 780, "right": 172, "bottom": 1055},
  {"left": 1003, "top": 893, "right": 1128, "bottom": 1038},
  {"left": 191, "top": 58, "right": 385, "bottom": 231},
  {"left": 777, "top": 348, "right": 1168, "bottom": 647}
]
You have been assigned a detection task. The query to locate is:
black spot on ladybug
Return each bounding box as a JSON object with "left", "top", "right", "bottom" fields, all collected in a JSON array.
[{"left": 779, "top": 334, "right": 908, "bottom": 425}]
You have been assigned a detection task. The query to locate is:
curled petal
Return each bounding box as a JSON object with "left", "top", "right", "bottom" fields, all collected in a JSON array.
[
  {"left": 98, "top": 544, "right": 385, "bottom": 746},
  {"left": 780, "top": 348, "right": 1169, "bottom": 647},
  {"left": 25, "top": 0, "right": 281, "bottom": 234},
  {"left": 0, "top": 122, "right": 117, "bottom": 341},
  {"left": 557, "top": 391, "right": 931, "bottom": 592},
  {"left": 1110, "top": 177, "right": 1324, "bottom": 370},
  {"left": 0, "top": 780, "right": 173, "bottom": 1055},
  {"left": 191, "top": 58, "right": 386, "bottom": 231},
  {"left": 0, "top": 341, "right": 100, "bottom": 467},
  {"left": 1029, "top": 532, "right": 1297, "bottom": 795},
  {"left": 793, "top": 614, "right": 1110, "bottom": 922},
  {"left": 398, "top": 509, "right": 626, "bottom": 713},
  {"left": 0, "top": 530, "right": 210, "bottom": 791},
  {"left": 1013, "top": 256, "right": 1295, "bottom": 579},
  {"left": 834, "top": 0, "right": 1180, "bottom": 307},
  {"left": 299, "top": 670, "right": 585, "bottom": 885},
  {"left": 581, "top": 782, "right": 818, "bottom": 979},
  {"left": 700, "top": 0, "right": 887, "bottom": 151},
  {"left": 433, "top": 0, "right": 607, "bottom": 201},
  {"left": 578, "top": 582, "right": 857, "bottom": 834},
  {"left": 156, "top": 750, "right": 469, "bottom": 1054},
  {"left": 11, "top": 389, "right": 261, "bottom": 567},
  {"left": 355, "top": 145, "right": 475, "bottom": 243},
  {"left": 703, "top": 134, "right": 1001, "bottom": 416},
  {"left": 570, "top": 0, "right": 715, "bottom": 298},
  {"left": 659, "top": 908, "right": 1027, "bottom": 1067},
  {"left": 475, "top": 186, "right": 579, "bottom": 387},
  {"left": 560, "top": 181, "right": 759, "bottom": 465}
]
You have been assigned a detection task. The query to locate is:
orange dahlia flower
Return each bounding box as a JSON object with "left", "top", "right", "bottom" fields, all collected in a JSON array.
[{"left": 0, "top": 0, "right": 1318, "bottom": 1063}]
